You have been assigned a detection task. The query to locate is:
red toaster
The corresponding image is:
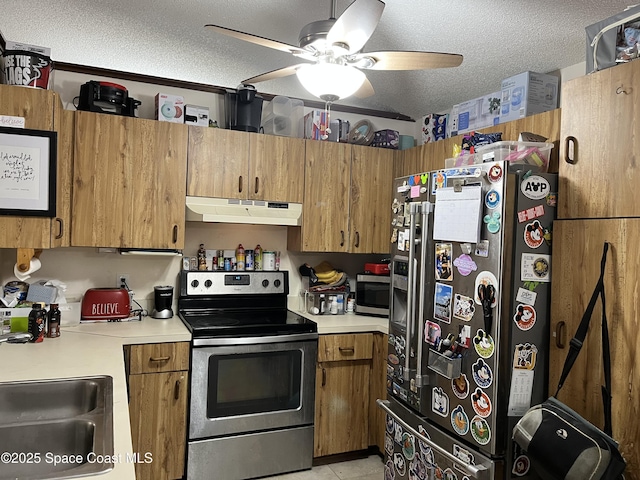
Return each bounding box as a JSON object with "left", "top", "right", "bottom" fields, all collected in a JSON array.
[
  {"left": 81, "top": 288, "right": 130, "bottom": 321},
  {"left": 364, "top": 262, "right": 390, "bottom": 275}
]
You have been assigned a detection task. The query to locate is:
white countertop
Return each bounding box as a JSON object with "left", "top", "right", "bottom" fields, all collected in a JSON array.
[
  {"left": 0, "top": 309, "right": 386, "bottom": 480},
  {"left": 0, "top": 316, "right": 191, "bottom": 480}
]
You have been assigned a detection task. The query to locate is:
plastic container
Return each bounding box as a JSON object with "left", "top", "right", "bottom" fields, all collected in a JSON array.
[
  {"left": 263, "top": 251, "right": 276, "bottom": 271},
  {"left": 474, "top": 141, "right": 553, "bottom": 172},
  {"left": 261, "top": 96, "right": 304, "bottom": 137},
  {"left": 428, "top": 349, "right": 462, "bottom": 379}
]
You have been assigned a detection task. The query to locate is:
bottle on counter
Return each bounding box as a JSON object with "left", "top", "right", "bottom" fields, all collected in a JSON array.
[
  {"left": 330, "top": 295, "right": 338, "bottom": 315},
  {"left": 236, "top": 244, "right": 245, "bottom": 271},
  {"left": 254, "top": 244, "right": 263, "bottom": 271},
  {"left": 197, "top": 244, "right": 207, "bottom": 271},
  {"left": 47, "top": 303, "right": 61, "bottom": 338},
  {"left": 28, "top": 303, "right": 46, "bottom": 343},
  {"left": 336, "top": 295, "right": 344, "bottom": 315},
  {"left": 319, "top": 294, "right": 326, "bottom": 314},
  {"left": 245, "top": 249, "right": 254, "bottom": 271}
]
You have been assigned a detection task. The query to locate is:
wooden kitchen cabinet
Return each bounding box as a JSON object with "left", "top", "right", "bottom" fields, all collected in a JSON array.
[
  {"left": 0, "top": 85, "right": 73, "bottom": 248},
  {"left": 187, "top": 127, "right": 305, "bottom": 202},
  {"left": 314, "top": 333, "right": 373, "bottom": 457},
  {"left": 288, "top": 141, "right": 393, "bottom": 253},
  {"left": 126, "top": 342, "right": 190, "bottom": 480},
  {"left": 72, "top": 111, "right": 187, "bottom": 248},
  {"left": 549, "top": 219, "right": 640, "bottom": 479},
  {"left": 558, "top": 60, "right": 639, "bottom": 219},
  {"left": 394, "top": 108, "right": 561, "bottom": 178},
  {"left": 369, "top": 333, "right": 388, "bottom": 453}
]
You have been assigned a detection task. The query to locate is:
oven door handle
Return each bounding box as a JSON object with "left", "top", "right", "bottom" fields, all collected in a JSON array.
[
  {"left": 377, "top": 399, "right": 490, "bottom": 480},
  {"left": 193, "top": 332, "right": 319, "bottom": 347}
]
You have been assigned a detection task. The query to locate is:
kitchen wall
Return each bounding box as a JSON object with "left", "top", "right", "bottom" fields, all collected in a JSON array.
[{"left": 0, "top": 223, "right": 384, "bottom": 312}]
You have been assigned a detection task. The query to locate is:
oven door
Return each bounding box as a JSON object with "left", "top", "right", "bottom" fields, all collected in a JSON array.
[{"left": 189, "top": 333, "right": 318, "bottom": 439}]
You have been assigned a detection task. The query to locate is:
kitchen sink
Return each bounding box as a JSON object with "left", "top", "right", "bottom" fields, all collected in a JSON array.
[{"left": 0, "top": 376, "right": 114, "bottom": 480}]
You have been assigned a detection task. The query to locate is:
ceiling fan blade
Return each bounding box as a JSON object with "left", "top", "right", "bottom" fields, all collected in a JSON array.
[
  {"left": 242, "top": 64, "right": 308, "bottom": 84},
  {"left": 326, "top": 0, "right": 385, "bottom": 54},
  {"left": 354, "top": 50, "right": 464, "bottom": 70},
  {"left": 353, "top": 76, "right": 375, "bottom": 98},
  {"left": 205, "top": 24, "right": 308, "bottom": 56}
]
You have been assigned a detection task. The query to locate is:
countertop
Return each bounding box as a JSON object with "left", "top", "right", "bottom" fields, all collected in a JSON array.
[
  {"left": 0, "top": 308, "right": 387, "bottom": 480},
  {"left": 0, "top": 316, "right": 191, "bottom": 480}
]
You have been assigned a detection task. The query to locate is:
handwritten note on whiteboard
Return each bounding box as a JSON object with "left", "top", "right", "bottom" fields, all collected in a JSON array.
[{"left": 433, "top": 185, "right": 483, "bottom": 243}]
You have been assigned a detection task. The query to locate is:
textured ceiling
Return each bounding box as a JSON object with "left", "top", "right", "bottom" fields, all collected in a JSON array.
[{"left": 1, "top": 1, "right": 633, "bottom": 120}]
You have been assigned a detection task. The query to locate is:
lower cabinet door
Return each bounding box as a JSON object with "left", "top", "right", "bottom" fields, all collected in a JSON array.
[
  {"left": 128, "top": 370, "right": 188, "bottom": 480},
  {"left": 314, "top": 360, "right": 371, "bottom": 457}
]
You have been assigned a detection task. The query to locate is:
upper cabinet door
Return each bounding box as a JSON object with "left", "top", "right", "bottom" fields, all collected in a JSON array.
[
  {"left": 73, "top": 112, "right": 187, "bottom": 248},
  {"left": 559, "top": 61, "right": 640, "bottom": 219},
  {"left": 350, "top": 145, "right": 394, "bottom": 254},
  {"left": 248, "top": 133, "right": 305, "bottom": 203},
  {"left": 302, "top": 141, "right": 351, "bottom": 252},
  {"left": 187, "top": 127, "right": 248, "bottom": 199},
  {"left": 0, "top": 85, "right": 56, "bottom": 248}
]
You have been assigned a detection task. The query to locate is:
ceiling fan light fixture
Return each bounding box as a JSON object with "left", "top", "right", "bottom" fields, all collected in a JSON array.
[{"left": 296, "top": 63, "right": 366, "bottom": 102}]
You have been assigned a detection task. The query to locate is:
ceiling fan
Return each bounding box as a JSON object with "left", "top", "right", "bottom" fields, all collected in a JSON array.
[{"left": 205, "top": 0, "right": 463, "bottom": 102}]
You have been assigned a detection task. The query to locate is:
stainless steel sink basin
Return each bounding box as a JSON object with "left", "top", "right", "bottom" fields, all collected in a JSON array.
[{"left": 0, "top": 376, "right": 114, "bottom": 480}]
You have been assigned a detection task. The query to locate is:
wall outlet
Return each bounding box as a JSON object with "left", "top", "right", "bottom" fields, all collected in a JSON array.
[{"left": 117, "top": 274, "right": 130, "bottom": 289}]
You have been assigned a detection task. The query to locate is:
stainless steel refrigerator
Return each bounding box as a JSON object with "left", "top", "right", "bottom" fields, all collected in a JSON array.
[{"left": 379, "top": 161, "right": 557, "bottom": 480}]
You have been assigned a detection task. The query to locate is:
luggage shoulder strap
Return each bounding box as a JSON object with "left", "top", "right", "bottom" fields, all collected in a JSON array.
[{"left": 554, "top": 242, "right": 612, "bottom": 436}]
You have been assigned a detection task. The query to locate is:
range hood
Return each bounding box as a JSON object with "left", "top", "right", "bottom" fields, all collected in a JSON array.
[{"left": 185, "top": 196, "right": 302, "bottom": 226}]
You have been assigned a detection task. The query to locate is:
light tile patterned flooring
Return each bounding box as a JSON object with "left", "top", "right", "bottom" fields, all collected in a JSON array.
[{"left": 267, "top": 455, "right": 383, "bottom": 480}]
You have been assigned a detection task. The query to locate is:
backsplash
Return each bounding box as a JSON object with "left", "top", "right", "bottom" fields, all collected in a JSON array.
[{"left": 1, "top": 223, "right": 385, "bottom": 310}]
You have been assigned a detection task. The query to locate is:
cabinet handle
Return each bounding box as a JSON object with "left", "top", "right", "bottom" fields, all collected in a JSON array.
[
  {"left": 239, "top": 175, "right": 243, "bottom": 193},
  {"left": 354, "top": 231, "right": 360, "bottom": 248},
  {"left": 172, "top": 225, "right": 178, "bottom": 244},
  {"left": 54, "top": 218, "right": 64, "bottom": 240},
  {"left": 616, "top": 86, "right": 630, "bottom": 95},
  {"left": 322, "top": 367, "right": 326, "bottom": 387},
  {"left": 339, "top": 347, "right": 355, "bottom": 354},
  {"left": 555, "top": 321, "right": 566, "bottom": 349},
  {"left": 254, "top": 177, "right": 259, "bottom": 194},
  {"left": 150, "top": 356, "right": 171, "bottom": 362},
  {"left": 564, "top": 136, "right": 577, "bottom": 165},
  {"left": 340, "top": 230, "right": 345, "bottom": 247},
  {"left": 174, "top": 379, "right": 181, "bottom": 400}
]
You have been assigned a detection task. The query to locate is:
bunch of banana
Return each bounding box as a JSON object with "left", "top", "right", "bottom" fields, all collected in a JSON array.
[{"left": 314, "top": 261, "right": 344, "bottom": 285}]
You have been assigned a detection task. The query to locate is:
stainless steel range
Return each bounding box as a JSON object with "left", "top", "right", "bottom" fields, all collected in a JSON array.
[{"left": 178, "top": 270, "right": 318, "bottom": 480}]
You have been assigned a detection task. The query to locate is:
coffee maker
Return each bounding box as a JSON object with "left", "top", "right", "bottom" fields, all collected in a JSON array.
[
  {"left": 151, "top": 285, "right": 174, "bottom": 319},
  {"left": 225, "top": 84, "right": 263, "bottom": 132}
]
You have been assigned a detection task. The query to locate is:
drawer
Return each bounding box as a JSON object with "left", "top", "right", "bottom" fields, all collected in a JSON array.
[
  {"left": 129, "top": 342, "right": 190, "bottom": 374},
  {"left": 317, "top": 334, "right": 373, "bottom": 362}
]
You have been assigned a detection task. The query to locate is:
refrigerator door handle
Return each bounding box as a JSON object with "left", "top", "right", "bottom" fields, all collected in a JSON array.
[
  {"left": 415, "top": 201, "right": 433, "bottom": 387},
  {"left": 377, "top": 399, "right": 490, "bottom": 480},
  {"left": 404, "top": 202, "right": 421, "bottom": 381}
]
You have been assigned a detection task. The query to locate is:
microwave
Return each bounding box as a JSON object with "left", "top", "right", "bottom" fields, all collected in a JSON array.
[{"left": 355, "top": 274, "right": 390, "bottom": 317}]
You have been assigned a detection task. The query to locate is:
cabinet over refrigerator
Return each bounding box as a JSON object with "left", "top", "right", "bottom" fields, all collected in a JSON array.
[{"left": 381, "top": 161, "right": 557, "bottom": 479}]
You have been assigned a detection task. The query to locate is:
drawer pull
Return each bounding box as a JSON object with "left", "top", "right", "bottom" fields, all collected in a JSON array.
[
  {"left": 555, "top": 321, "right": 566, "bottom": 349},
  {"left": 340, "top": 230, "right": 345, "bottom": 247},
  {"left": 174, "top": 379, "right": 181, "bottom": 400},
  {"left": 55, "top": 218, "right": 64, "bottom": 239},
  {"left": 339, "top": 347, "right": 355, "bottom": 353},
  {"left": 150, "top": 356, "right": 171, "bottom": 362},
  {"left": 564, "top": 136, "right": 577, "bottom": 165},
  {"left": 239, "top": 175, "right": 243, "bottom": 193},
  {"left": 322, "top": 367, "right": 326, "bottom": 387},
  {"left": 354, "top": 231, "right": 360, "bottom": 248},
  {"left": 255, "top": 177, "right": 260, "bottom": 194}
]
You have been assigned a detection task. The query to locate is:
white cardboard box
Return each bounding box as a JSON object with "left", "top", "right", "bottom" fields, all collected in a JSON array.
[
  {"left": 155, "top": 93, "right": 185, "bottom": 123},
  {"left": 500, "top": 71, "right": 558, "bottom": 123},
  {"left": 184, "top": 104, "right": 209, "bottom": 126},
  {"left": 449, "top": 92, "right": 501, "bottom": 137}
]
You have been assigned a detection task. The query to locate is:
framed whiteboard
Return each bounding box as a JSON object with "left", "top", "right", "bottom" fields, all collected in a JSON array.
[{"left": 0, "top": 126, "right": 57, "bottom": 217}]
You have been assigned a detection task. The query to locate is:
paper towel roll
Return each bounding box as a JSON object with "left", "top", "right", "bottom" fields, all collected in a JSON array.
[{"left": 14, "top": 258, "right": 42, "bottom": 281}]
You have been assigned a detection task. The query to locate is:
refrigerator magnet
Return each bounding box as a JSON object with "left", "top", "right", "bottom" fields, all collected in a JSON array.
[
  {"left": 432, "top": 171, "right": 447, "bottom": 194},
  {"left": 524, "top": 220, "right": 545, "bottom": 249},
  {"left": 470, "top": 416, "right": 492, "bottom": 446},
  {"left": 488, "top": 163, "right": 503, "bottom": 183},
  {"left": 435, "top": 243, "right": 454, "bottom": 281},
  {"left": 546, "top": 192, "right": 558, "bottom": 207},
  {"left": 453, "top": 444, "right": 475, "bottom": 466},
  {"left": 474, "top": 272, "right": 498, "bottom": 307},
  {"left": 393, "top": 452, "right": 407, "bottom": 476},
  {"left": 425, "top": 321, "right": 441, "bottom": 345},
  {"left": 384, "top": 460, "right": 394, "bottom": 480},
  {"left": 453, "top": 294, "right": 475, "bottom": 321},
  {"left": 434, "top": 283, "right": 453, "bottom": 323},
  {"left": 521, "top": 253, "right": 551, "bottom": 283},
  {"left": 514, "top": 304, "right": 537, "bottom": 331},
  {"left": 483, "top": 211, "right": 501, "bottom": 233},
  {"left": 384, "top": 434, "right": 394, "bottom": 456},
  {"left": 473, "top": 329, "right": 495, "bottom": 358},
  {"left": 409, "top": 456, "right": 428, "bottom": 480},
  {"left": 443, "top": 468, "right": 458, "bottom": 480},
  {"left": 521, "top": 175, "right": 550, "bottom": 200},
  {"left": 471, "top": 388, "right": 493, "bottom": 418},
  {"left": 451, "top": 405, "right": 469, "bottom": 435},
  {"left": 515, "top": 287, "right": 537, "bottom": 306},
  {"left": 472, "top": 358, "right": 493, "bottom": 388},
  {"left": 485, "top": 189, "right": 501, "bottom": 209},
  {"left": 432, "top": 386, "right": 450, "bottom": 417},
  {"left": 453, "top": 254, "right": 477, "bottom": 277},
  {"left": 417, "top": 424, "right": 432, "bottom": 456},
  {"left": 475, "top": 240, "right": 490, "bottom": 257},
  {"left": 512, "top": 454, "right": 531, "bottom": 477},
  {"left": 513, "top": 343, "right": 538, "bottom": 370},
  {"left": 452, "top": 373, "right": 470, "bottom": 399},
  {"left": 401, "top": 432, "right": 416, "bottom": 460},
  {"left": 517, "top": 204, "right": 545, "bottom": 223}
]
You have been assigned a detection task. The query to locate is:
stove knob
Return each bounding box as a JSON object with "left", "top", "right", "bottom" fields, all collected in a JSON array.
[
  {"left": 274, "top": 279, "right": 281, "bottom": 288},
  {"left": 262, "top": 279, "right": 269, "bottom": 288},
  {"left": 204, "top": 279, "right": 212, "bottom": 288},
  {"left": 191, "top": 279, "right": 199, "bottom": 288}
]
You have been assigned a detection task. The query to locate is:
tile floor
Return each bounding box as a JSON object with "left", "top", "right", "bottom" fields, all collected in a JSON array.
[{"left": 267, "top": 454, "right": 384, "bottom": 480}]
